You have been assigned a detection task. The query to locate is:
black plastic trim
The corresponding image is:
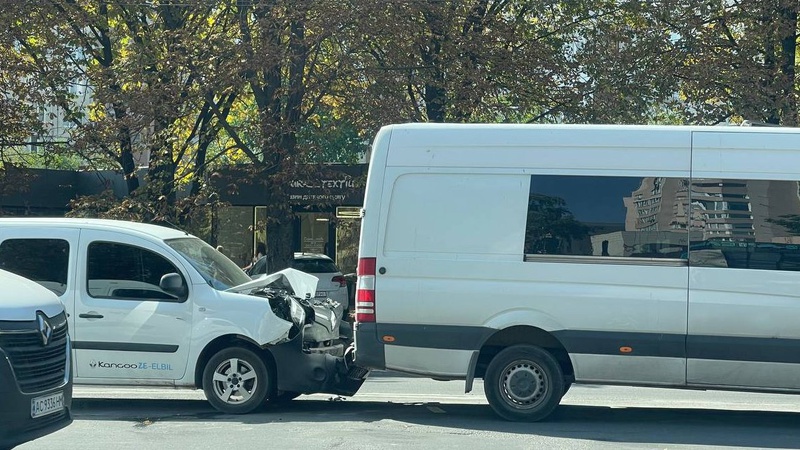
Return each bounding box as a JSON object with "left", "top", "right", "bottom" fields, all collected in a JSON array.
[
  {"left": 375, "top": 323, "right": 495, "bottom": 351},
  {"left": 553, "top": 330, "right": 686, "bottom": 358},
  {"left": 72, "top": 341, "right": 179, "bottom": 353},
  {"left": 268, "top": 335, "right": 365, "bottom": 396},
  {"left": 353, "top": 322, "right": 386, "bottom": 370}
]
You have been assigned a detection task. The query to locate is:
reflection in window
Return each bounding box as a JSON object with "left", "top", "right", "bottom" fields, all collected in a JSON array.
[
  {"left": 87, "top": 242, "right": 181, "bottom": 301},
  {"left": 689, "top": 179, "right": 800, "bottom": 271},
  {"left": 0, "top": 239, "right": 69, "bottom": 296},
  {"left": 524, "top": 176, "right": 688, "bottom": 259}
]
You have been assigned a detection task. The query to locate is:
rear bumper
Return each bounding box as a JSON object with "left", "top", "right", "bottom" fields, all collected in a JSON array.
[
  {"left": 0, "top": 354, "right": 73, "bottom": 448},
  {"left": 353, "top": 322, "right": 386, "bottom": 370}
]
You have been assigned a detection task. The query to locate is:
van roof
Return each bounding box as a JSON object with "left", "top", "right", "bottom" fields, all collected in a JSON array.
[
  {"left": 382, "top": 122, "right": 800, "bottom": 134},
  {"left": 0, "top": 218, "right": 191, "bottom": 240}
]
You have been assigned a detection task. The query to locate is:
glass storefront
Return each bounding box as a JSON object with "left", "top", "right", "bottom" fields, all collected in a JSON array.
[
  {"left": 335, "top": 219, "right": 360, "bottom": 275},
  {"left": 214, "top": 206, "right": 361, "bottom": 273},
  {"left": 215, "top": 206, "right": 256, "bottom": 267},
  {"left": 298, "top": 212, "right": 330, "bottom": 255}
]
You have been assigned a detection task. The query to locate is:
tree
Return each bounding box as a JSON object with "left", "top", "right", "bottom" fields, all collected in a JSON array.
[
  {"left": 658, "top": 0, "right": 799, "bottom": 125},
  {"left": 200, "top": 0, "right": 369, "bottom": 269},
  {"left": 1, "top": 2, "right": 245, "bottom": 227},
  {"left": 347, "top": 1, "right": 682, "bottom": 128}
]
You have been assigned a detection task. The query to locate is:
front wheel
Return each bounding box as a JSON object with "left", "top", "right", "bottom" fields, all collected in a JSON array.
[
  {"left": 271, "top": 391, "right": 302, "bottom": 403},
  {"left": 483, "top": 345, "right": 564, "bottom": 421},
  {"left": 202, "top": 347, "right": 272, "bottom": 414}
]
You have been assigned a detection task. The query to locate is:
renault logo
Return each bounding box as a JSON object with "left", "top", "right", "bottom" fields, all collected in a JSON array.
[{"left": 36, "top": 311, "right": 53, "bottom": 347}]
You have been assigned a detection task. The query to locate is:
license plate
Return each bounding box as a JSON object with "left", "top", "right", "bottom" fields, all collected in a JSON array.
[
  {"left": 315, "top": 291, "right": 327, "bottom": 298},
  {"left": 31, "top": 391, "right": 64, "bottom": 418}
]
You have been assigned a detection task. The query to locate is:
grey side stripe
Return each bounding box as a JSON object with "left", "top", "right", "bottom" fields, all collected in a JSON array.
[{"left": 368, "top": 324, "right": 800, "bottom": 364}]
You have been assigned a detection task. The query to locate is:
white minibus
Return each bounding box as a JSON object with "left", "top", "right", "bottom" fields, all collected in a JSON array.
[{"left": 354, "top": 123, "right": 800, "bottom": 421}]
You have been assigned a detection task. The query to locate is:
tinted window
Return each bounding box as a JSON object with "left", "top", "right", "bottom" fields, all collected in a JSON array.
[
  {"left": 524, "top": 176, "right": 689, "bottom": 259},
  {"left": 689, "top": 179, "right": 800, "bottom": 271},
  {"left": 0, "top": 238, "right": 69, "bottom": 296},
  {"left": 87, "top": 242, "right": 182, "bottom": 301},
  {"left": 249, "top": 256, "right": 268, "bottom": 276},
  {"left": 292, "top": 258, "right": 339, "bottom": 273}
]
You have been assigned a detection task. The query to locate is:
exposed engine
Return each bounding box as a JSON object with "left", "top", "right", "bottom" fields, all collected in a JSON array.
[{"left": 250, "top": 273, "right": 351, "bottom": 356}]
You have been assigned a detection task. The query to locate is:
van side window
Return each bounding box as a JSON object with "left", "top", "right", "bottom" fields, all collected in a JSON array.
[
  {"left": 86, "top": 242, "right": 183, "bottom": 301},
  {"left": 0, "top": 239, "right": 70, "bottom": 296},
  {"left": 524, "top": 176, "right": 689, "bottom": 259},
  {"left": 689, "top": 179, "right": 800, "bottom": 271}
]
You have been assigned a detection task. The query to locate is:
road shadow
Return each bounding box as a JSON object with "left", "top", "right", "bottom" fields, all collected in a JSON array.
[{"left": 72, "top": 398, "right": 800, "bottom": 448}]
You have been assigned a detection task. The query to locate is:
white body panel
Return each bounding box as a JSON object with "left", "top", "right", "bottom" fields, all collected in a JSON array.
[
  {"left": 686, "top": 131, "right": 800, "bottom": 389},
  {"left": 384, "top": 345, "right": 474, "bottom": 377},
  {"left": 73, "top": 228, "right": 193, "bottom": 380},
  {"left": 357, "top": 124, "right": 800, "bottom": 394}
]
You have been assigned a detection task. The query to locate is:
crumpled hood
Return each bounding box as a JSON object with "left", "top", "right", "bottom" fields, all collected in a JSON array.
[{"left": 226, "top": 267, "right": 320, "bottom": 299}]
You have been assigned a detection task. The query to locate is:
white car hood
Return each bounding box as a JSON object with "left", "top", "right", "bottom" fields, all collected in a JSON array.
[
  {"left": 227, "top": 267, "right": 320, "bottom": 299},
  {"left": 0, "top": 269, "right": 64, "bottom": 321}
]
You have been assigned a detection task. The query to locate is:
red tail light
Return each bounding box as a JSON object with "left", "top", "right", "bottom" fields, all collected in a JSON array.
[
  {"left": 355, "top": 257, "right": 376, "bottom": 322},
  {"left": 332, "top": 275, "right": 347, "bottom": 287}
]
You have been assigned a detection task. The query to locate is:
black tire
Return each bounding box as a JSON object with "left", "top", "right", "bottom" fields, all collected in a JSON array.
[
  {"left": 483, "top": 345, "right": 564, "bottom": 422},
  {"left": 202, "top": 346, "right": 272, "bottom": 414},
  {"left": 272, "top": 391, "right": 302, "bottom": 403},
  {"left": 562, "top": 381, "right": 572, "bottom": 398}
]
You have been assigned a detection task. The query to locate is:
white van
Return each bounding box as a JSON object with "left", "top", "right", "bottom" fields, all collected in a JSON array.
[
  {"left": 0, "top": 269, "right": 72, "bottom": 448},
  {"left": 354, "top": 123, "right": 800, "bottom": 421},
  {"left": 0, "top": 219, "right": 365, "bottom": 415}
]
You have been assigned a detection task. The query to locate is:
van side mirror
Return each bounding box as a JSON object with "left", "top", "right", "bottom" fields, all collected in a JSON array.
[{"left": 160, "top": 273, "right": 187, "bottom": 298}]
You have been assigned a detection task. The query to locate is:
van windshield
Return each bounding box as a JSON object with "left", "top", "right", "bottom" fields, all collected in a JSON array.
[{"left": 165, "top": 238, "right": 251, "bottom": 290}]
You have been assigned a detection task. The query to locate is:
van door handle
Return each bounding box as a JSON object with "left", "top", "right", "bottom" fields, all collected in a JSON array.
[{"left": 78, "top": 313, "right": 104, "bottom": 319}]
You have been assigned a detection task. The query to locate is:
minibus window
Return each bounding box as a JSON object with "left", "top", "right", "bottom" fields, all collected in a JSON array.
[{"left": 525, "top": 175, "right": 689, "bottom": 260}]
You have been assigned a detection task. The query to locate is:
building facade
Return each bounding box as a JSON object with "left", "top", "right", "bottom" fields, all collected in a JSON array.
[{"left": 0, "top": 165, "right": 366, "bottom": 273}]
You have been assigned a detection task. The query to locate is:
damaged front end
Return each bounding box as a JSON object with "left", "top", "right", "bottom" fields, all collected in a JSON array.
[{"left": 229, "top": 269, "right": 368, "bottom": 397}]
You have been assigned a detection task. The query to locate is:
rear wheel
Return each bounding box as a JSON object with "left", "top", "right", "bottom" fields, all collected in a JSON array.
[
  {"left": 202, "top": 347, "right": 272, "bottom": 414},
  {"left": 562, "top": 381, "right": 573, "bottom": 397},
  {"left": 483, "top": 345, "right": 564, "bottom": 421}
]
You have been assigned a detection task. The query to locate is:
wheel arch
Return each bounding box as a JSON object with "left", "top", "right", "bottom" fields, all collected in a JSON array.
[
  {"left": 194, "top": 334, "right": 276, "bottom": 390},
  {"left": 474, "top": 325, "right": 574, "bottom": 383}
]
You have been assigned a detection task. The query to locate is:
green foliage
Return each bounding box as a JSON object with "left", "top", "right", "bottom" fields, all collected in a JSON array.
[
  {"left": 298, "top": 110, "right": 366, "bottom": 164},
  {"left": 66, "top": 187, "right": 224, "bottom": 241},
  {"left": 658, "top": 0, "right": 799, "bottom": 125},
  {"left": 13, "top": 150, "right": 84, "bottom": 171},
  {"left": 1, "top": 0, "right": 798, "bottom": 244}
]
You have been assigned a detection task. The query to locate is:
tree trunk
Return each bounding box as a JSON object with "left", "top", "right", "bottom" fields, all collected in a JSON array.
[
  {"left": 267, "top": 217, "right": 295, "bottom": 272},
  {"left": 115, "top": 118, "right": 140, "bottom": 195},
  {"left": 779, "top": 3, "right": 798, "bottom": 126}
]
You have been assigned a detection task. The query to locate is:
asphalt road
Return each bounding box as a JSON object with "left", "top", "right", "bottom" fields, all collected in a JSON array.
[{"left": 18, "top": 374, "right": 800, "bottom": 450}]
